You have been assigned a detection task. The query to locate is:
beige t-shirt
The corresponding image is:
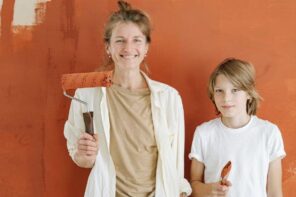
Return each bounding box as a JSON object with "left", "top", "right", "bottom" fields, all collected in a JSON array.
[{"left": 107, "top": 84, "right": 158, "bottom": 197}]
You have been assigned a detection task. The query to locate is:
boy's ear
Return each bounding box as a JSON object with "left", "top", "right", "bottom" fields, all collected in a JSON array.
[{"left": 247, "top": 93, "right": 252, "bottom": 100}]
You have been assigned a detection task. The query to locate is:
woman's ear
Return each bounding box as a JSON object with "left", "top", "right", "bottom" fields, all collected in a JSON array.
[
  {"left": 145, "top": 43, "right": 149, "bottom": 56},
  {"left": 105, "top": 44, "right": 110, "bottom": 55}
]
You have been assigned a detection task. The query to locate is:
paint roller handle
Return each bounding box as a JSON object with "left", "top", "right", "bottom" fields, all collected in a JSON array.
[{"left": 83, "top": 112, "right": 94, "bottom": 135}]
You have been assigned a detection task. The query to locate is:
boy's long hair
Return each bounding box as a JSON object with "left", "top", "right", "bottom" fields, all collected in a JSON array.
[{"left": 208, "top": 58, "right": 262, "bottom": 115}]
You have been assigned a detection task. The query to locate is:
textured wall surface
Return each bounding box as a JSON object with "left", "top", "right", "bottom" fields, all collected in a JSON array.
[{"left": 0, "top": 0, "right": 295, "bottom": 196}]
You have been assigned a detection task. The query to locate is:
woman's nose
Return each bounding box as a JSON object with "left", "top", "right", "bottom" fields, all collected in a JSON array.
[{"left": 123, "top": 41, "right": 133, "bottom": 52}]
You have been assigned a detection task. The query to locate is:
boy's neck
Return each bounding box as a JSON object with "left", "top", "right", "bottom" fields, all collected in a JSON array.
[{"left": 221, "top": 115, "right": 251, "bottom": 129}]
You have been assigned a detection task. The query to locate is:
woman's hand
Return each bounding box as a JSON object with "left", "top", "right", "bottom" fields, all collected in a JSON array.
[{"left": 74, "top": 133, "right": 99, "bottom": 168}]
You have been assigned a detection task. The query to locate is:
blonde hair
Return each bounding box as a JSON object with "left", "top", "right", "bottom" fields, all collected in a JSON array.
[
  {"left": 208, "top": 58, "right": 262, "bottom": 115},
  {"left": 99, "top": 0, "right": 151, "bottom": 73},
  {"left": 104, "top": 0, "right": 151, "bottom": 44}
]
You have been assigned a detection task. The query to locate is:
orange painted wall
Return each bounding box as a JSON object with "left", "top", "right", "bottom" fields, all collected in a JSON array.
[{"left": 0, "top": 0, "right": 295, "bottom": 196}]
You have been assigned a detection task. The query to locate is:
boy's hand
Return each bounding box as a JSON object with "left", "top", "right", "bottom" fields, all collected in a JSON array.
[{"left": 208, "top": 180, "right": 232, "bottom": 196}]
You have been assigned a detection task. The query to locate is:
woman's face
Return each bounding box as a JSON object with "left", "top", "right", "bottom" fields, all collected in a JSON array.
[{"left": 106, "top": 22, "right": 149, "bottom": 71}]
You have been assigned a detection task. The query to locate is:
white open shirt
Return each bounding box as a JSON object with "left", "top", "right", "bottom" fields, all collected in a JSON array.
[{"left": 64, "top": 73, "right": 192, "bottom": 197}]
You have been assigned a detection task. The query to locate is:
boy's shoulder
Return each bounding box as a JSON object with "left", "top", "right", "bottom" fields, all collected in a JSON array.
[
  {"left": 195, "top": 118, "right": 221, "bottom": 135},
  {"left": 252, "top": 116, "right": 279, "bottom": 131}
]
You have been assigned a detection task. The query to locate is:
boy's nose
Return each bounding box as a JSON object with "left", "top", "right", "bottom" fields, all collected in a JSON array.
[{"left": 223, "top": 92, "right": 232, "bottom": 102}]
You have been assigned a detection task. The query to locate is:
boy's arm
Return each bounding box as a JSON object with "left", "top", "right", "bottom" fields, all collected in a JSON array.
[
  {"left": 267, "top": 158, "right": 283, "bottom": 197},
  {"left": 191, "top": 158, "right": 205, "bottom": 196},
  {"left": 191, "top": 159, "right": 231, "bottom": 197}
]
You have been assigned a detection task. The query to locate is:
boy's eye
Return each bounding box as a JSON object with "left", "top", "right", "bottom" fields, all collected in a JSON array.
[{"left": 115, "top": 40, "right": 124, "bottom": 43}]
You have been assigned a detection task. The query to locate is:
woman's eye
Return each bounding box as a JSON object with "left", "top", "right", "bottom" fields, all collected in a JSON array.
[
  {"left": 134, "top": 39, "right": 142, "bottom": 43},
  {"left": 215, "top": 89, "right": 222, "bottom": 93},
  {"left": 115, "top": 40, "right": 123, "bottom": 43},
  {"left": 232, "top": 89, "right": 239, "bottom": 93}
]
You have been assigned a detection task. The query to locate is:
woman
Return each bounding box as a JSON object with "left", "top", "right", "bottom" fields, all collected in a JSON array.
[{"left": 64, "top": 1, "right": 191, "bottom": 196}]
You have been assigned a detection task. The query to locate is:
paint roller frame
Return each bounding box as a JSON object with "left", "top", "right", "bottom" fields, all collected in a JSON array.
[{"left": 62, "top": 71, "right": 113, "bottom": 135}]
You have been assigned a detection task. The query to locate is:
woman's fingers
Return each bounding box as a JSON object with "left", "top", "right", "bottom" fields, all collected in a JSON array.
[
  {"left": 93, "top": 133, "right": 99, "bottom": 142},
  {"left": 80, "top": 132, "right": 96, "bottom": 141},
  {"left": 77, "top": 133, "right": 99, "bottom": 156},
  {"left": 79, "top": 138, "right": 97, "bottom": 147},
  {"left": 78, "top": 144, "right": 97, "bottom": 151}
]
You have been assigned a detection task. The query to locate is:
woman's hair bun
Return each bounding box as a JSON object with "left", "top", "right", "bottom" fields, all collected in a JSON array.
[{"left": 118, "top": 0, "right": 132, "bottom": 12}]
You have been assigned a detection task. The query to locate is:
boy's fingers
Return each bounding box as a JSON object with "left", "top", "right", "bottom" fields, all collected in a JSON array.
[
  {"left": 221, "top": 179, "right": 232, "bottom": 187},
  {"left": 224, "top": 180, "right": 232, "bottom": 186}
]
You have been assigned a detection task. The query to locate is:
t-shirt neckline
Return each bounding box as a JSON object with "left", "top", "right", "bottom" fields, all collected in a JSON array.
[{"left": 218, "top": 115, "right": 255, "bottom": 134}]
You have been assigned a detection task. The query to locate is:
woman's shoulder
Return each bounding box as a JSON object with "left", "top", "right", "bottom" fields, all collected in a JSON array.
[
  {"left": 148, "top": 78, "right": 179, "bottom": 95},
  {"left": 75, "top": 87, "right": 103, "bottom": 100},
  {"left": 76, "top": 87, "right": 102, "bottom": 93}
]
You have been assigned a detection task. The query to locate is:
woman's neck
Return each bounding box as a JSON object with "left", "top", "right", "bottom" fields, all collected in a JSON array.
[
  {"left": 112, "top": 68, "right": 148, "bottom": 90},
  {"left": 221, "top": 114, "right": 251, "bottom": 129}
]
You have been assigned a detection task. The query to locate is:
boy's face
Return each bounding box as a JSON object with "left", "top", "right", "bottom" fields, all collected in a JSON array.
[{"left": 213, "top": 74, "right": 250, "bottom": 120}]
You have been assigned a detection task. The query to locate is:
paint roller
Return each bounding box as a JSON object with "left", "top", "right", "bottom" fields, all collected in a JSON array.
[{"left": 61, "top": 71, "right": 113, "bottom": 135}]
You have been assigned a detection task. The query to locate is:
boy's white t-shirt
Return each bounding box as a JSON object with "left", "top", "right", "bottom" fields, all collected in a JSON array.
[{"left": 189, "top": 116, "right": 286, "bottom": 197}]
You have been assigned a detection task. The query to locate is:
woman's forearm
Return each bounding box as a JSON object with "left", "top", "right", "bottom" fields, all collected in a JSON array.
[{"left": 74, "top": 153, "right": 95, "bottom": 168}]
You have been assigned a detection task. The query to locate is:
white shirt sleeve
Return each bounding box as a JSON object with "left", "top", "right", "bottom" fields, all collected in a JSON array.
[
  {"left": 189, "top": 127, "right": 204, "bottom": 163},
  {"left": 173, "top": 93, "right": 192, "bottom": 195},
  {"left": 268, "top": 125, "right": 286, "bottom": 162},
  {"left": 64, "top": 90, "right": 85, "bottom": 162}
]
